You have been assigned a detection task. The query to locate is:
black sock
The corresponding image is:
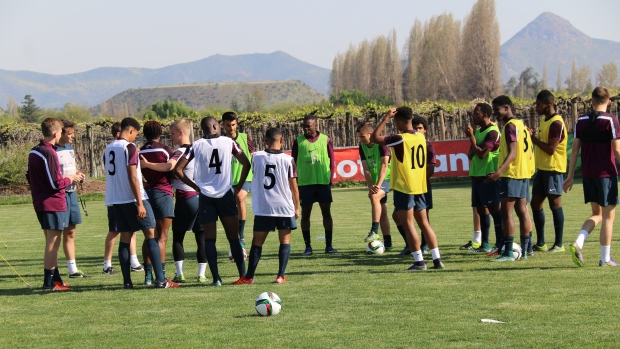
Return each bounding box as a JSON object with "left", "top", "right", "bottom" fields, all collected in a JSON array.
[
  {"left": 53, "top": 267, "right": 63, "bottom": 283},
  {"left": 119, "top": 242, "right": 132, "bottom": 285},
  {"left": 503, "top": 236, "right": 514, "bottom": 257},
  {"left": 43, "top": 268, "right": 55, "bottom": 288},
  {"left": 195, "top": 232, "right": 207, "bottom": 264},
  {"left": 491, "top": 211, "right": 503, "bottom": 247},
  {"left": 302, "top": 230, "right": 311, "bottom": 249},
  {"left": 325, "top": 230, "right": 333, "bottom": 248},
  {"left": 229, "top": 238, "right": 247, "bottom": 277},
  {"left": 278, "top": 244, "right": 291, "bottom": 277},
  {"left": 172, "top": 229, "right": 186, "bottom": 262},
  {"left": 146, "top": 238, "right": 165, "bottom": 283},
  {"left": 239, "top": 220, "right": 246, "bottom": 241},
  {"left": 532, "top": 209, "right": 545, "bottom": 246},
  {"left": 521, "top": 234, "right": 531, "bottom": 256},
  {"left": 481, "top": 213, "right": 491, "bottom": 244},
  {"left": 397, "top": 225, "right": 407, "bottom": 243},
  {"left": 245, "top": 245, "right": 262, "bottom": 279},
  {"left": 551, "top": 207, "right": 564, "bottom": 247},
  {"left": 384, "top": 235, "right": 392, "bottom": 247},
  {"left": 370, "top": 222, "right": 379, "bottom": 234},
  {"left": 205, "top": 239, "right": 220, "bottom": 282}
]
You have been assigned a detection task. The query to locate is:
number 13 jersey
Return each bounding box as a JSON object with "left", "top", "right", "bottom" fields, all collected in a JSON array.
[{"left": 251, "top": 150, "right": 297, "bottom": 217}]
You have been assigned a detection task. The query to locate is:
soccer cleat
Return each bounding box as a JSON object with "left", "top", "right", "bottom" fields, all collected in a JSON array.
[
  {"left": 459, "top": 240, "right": 480, "bottom": 250},
  {"left": 533, "top": 244, "right": 548, "bottom": 252},
  {"left": 490, "top": 255, "right": 515, "bottom": 262},
  {"left": 172, "top": 273, "right": 186, "bottom": 283},
  {"left": 274, "top": 276, "right": 286, "bottom": 284},
  {"left": 473, "top": 244, "right": 491, "bottom": 253},
  {"left": 421, "top": 245, "right": 430, "bottom": 255},
  {"left": 154, "top": 278, "right": 180, "bottom": 288},
  {"left": 210, "top": 280, "right": 222, "bottom": 287},
  {"left": 43, "top": 281, "right": 70, "bottom": 291},
  {"left": 399, "top": 246, "right": 411, "bottom": 256},
  {"left": 364, "top": 231, "right": 380, "bottom": 242},
  {"left": 131, "top": 264, "right": 144, "bottom": 272},
  {"left": 123, "top": 283, "right": 134, "bottom": 290},
  {"left": 407, "top": 261, "right": 427, "bottom": 271},
  {"left": 102, "top": 267, "right": 116, "bottom": 275},
  {"left": 569, "top": 244, "right": 584, "bottom": 267},
  {"left": 547, "top": 245, "right": 565, "bottom": 253},
  {"left": 197, "top": 276, "right": 209, "bottom": 284},
  {"left": 60, "top": 281, "right": 70, "bottom": 287},
  {"left": 527, "top": 251, "right": 535, "bottom": 257},
  {"left": 69, "top": 270, "right": 92, "bottom": 278},
  {"left": 325, "top": 246, "right": 340, "bottom": 254},
  {"left": 432, "top": 258, "right": 445, "bottom": 269},
  {"left": 486, "top": 246, "right": 500, "bottom": 257},
  {"left": 302, "top": 247, "right": 313, "bottom": 257},
  {"left": 232, "top": 276, "right": 254, "bottom": 285},
  {"left": 144, "top": 272, "right": 153, "bottom": 286},
  {"left": 385, "top": 246, "right": 395, "bottom": 252},
  {"left": 599, "top": 258, "right": 618, "bottom": 267}
]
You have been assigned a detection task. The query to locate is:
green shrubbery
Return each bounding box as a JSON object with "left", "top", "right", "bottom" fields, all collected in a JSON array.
[{"left": 0, "top": 140, "right": 31, "bottom": 186}]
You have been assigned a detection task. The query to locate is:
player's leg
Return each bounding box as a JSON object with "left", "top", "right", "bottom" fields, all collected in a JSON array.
[
  {"left": 236, "top": 186, "right": 249, "bottom": 245},
  {"left": 599, "top": 205, "right": 616, "bottom": 265},
  {"left": 299, "top": 185, "right": 314, "bottom": 255},
  {"left": 244, "top": 216, "right": 272, "bottom": 283},
  {"left": 364, "top": 189, "right": 385, "bottom": 242},
  {"left": 199, "top": 194, "right": 222, "bottom": 285},
  {"left": 63, "top": 191, "right": 88, "bottom": 277},
  {"left": 156, "top": 217, "right": 172, "bottom": 276},
  {"left": 546, "top": 194, "right": 564, "bottom": 252},
  {"left": 413, "top": 208, "right": 442, "bottom": 269},
  {"left": 276, "top": 226, "right": 293, "bottom": 283},
  {"left": 129, "top": 232, "right": 142, "bottom": 271},
  {"left": 530, "top": 170, "right": 548, "bottom": 251},
  {"left": 393, "top": 210, "right": 410, "bottom": 255},
  {"left": 43, "top": 228, "right": 65, "bottom": 290},
  {"left": 218, "top": 191, "right": 246, "bottom": 279},
  {"left": 515, "top": 196, "right": 533, "bottom": 259},
  {"left": 317, "top": 185, "right": 337, "bottom": 254},
  {"left": 492, "top": 196, "right": 516, "bottom": 261},
  {"left": 473, "top": 206, "right": 491, "bottom": 253},
  {"left": 393, "top": 190, "right": 425, "bottom": 270},
  {"left": 461, "top": 182, "right": 482, "bottom": 250},
  {"left": 171, "top": 197, "right": 189, "bottom": 283},
  {"left": 194, "top": 228, "right": 208, "bottom": 283},
  {"left": 103, "top": 231, "right": 119, "bottom": 274},
  {"left": 118, "top": 231, "right": 135, "bottom": 288},
  {"left": 420, "top": 190, "right": 433, "bottom": 253},
  {"left": 379, "top": 201, "right": 392, "bottom": 251}
]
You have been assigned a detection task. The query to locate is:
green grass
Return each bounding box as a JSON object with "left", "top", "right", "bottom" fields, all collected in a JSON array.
[{"left": 1, "top": 183, "right": 619, "bottom": 348}]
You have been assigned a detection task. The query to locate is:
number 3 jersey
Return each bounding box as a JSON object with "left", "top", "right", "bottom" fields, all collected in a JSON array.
[
  {"left": 251, "top": 150, "right": 297, "bottom": 217},
  {"left": 103, "top": 138, "right": 147, "bottom": 206},
  {"left": 498, "top": 118, "right": 535, "bottom": 179},
  {"left": 183, "top": 135, "right": 241, "bottom": 198}
]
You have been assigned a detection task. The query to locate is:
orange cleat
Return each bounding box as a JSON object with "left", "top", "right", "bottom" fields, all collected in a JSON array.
[
  {"left": 274, "top": 276, "right": 286, "bottom": 284},
  {"left": 232, "top": 276, "right": 254, "bottom": 285}
]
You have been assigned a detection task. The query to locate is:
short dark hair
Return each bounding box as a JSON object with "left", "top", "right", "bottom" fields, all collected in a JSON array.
[
  {"left": 492, "top": 95, "right": 513, "bottom": 109},
  {"left": 592, "top": 86, "right": 610, "bottom": 106},
  {"left": 265, "top": 127, "right": 283, "bottom": 142},
  {"left": 120, "top": 117, "right": 141, "bottom": 132},
  {"left": 536, "top": 90, "right": 555, "bottom": 105},
  {"left": 303, "top": 115, "right": 317, "bottom": 123},
  {"left": 476, "top": 103, "right": 493, "bottom": 117},
  {"left": 411, "top": 115, "right": 428, "bottom": 130},
  {"left": 111, "top": 122, "right": 121, "bottom": 137},
  {"left": 200, "top": 116, "right": 218, "bottom": 134},
  {"left": 41, "top": 118, "right": 62, "bottom": 137},
  {"left": 222, "top": 111, "right": 238, "bottom": 122},
  {"left": 143, "top": 120, "right": 163, "bottom": 141},
  {"left": 394, "top": 106, "right": 413, "bottom": 121},
  {"left": 356, "top": 122, "right": 373, "bottom": 133},
  {"left": 61, "top": 119, "right": 75, "bottom": 134}
]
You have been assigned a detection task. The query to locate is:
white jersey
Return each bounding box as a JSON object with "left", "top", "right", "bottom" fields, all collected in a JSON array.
[
  {"left": 185, "top": 136, "right": 241, "bottom": 198},
  {"left": 56, "top": 143, "right": 77, "bottom": 192},
  {"left": 103, "top": 139, "right": 148, "bottom": 206},
  {"left": 171, "top": 146, "right": 196, "bottom": 192},
  {"left": 251, "top": 150, "right": 297, "bottom": 217}
]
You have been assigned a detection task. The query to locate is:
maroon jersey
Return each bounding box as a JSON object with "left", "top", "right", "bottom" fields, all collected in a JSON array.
[
  {"left": 140, "top": 140, "right": 174, "bottom": 196},
  {"left": 575, "top": 112, "right": 620, "bottom": 178},
  {"left": 26, "top": 140, "right": 72, "bottom": 212}
]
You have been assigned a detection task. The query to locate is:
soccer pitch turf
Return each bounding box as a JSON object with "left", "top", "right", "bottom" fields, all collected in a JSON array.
[{"left": 1, "top": 182, "right": 619, "bottom": 348}]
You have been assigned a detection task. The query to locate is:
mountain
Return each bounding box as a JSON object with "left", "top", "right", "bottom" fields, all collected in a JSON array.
[
  {"left": 0, "top": 51, "right": 331, "bottom": 108},
  {"left": 500, "top": 12, "right": 620, "bottom": 85}
]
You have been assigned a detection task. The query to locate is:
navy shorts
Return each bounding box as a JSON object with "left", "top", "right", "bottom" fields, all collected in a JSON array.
[
  {"left": 583, "top": 177, "right": 619, "bottom": 207},
  {"left": 199, "top": 190, "right": 238, "bottom": 224},
  {"left": 113, "top": 200, "right": 156, "bottom": 232},
  {"left": 64, "top": 191, "right": 82, "bottom": 227},
  {"left": 173, "top": 195, "right": 203, "bottom": 233},
  {"left": 393, "top": 190, "right": 427, "bottom": 211},
  {"left": 532, "top": 170, "right": 563, "bottom": 197},
  {"left": 499, "top": 178, "right": 530, "bottom": 201},
  {"left": 471, "top": 178, "right": 501, "bottom": 207},
  {"left": 107, "top": 206, "right": 118, "bottom": 232},
  {"left": 379, "top": 180, "right": 390, "bottom": 204},
  {"left": 299, "top": 184, "right": 333, "bottom": 206},
  {"left": 36, "top": 211, "right": 65, "bottom": 231},
  {"left": 146, "top": 188, "right": 174, "bottom": 219},
  {"left": 424, "top": 186, "right": 433, "bottom": 210},
  {"left": 253, "top": 215, "right": 297, "bottom": 232}
]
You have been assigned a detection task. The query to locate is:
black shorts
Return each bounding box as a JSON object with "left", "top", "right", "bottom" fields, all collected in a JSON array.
[
  {"left": 299, "top": 184, "right": 333, "bottom": 206},
  {"left": 532, "top": 170, "right": 563, "bottom": 197},
  {"left": 471, "top": 178, "right": 501, "bottom": 207},
  {"left": 36, "top": 211, "right": 65, "bottom": 231},
  {"left": 107, "top": 206, "right": 118, "bottom": 232},
  {"left": 64, "top": 191, "right": 82, "bottom": 227},
  {"left": 113, "top": 200, "right": 156, "bottom": 232},
  {"left": 583, "top": 177, "right": 619, "bottom": 207},
  {"left": 173, "top": 195, "right": 203, "bottom": 233},
  {"left": 499, "top": 178, "right": 530, "bottom": 201},
  {"left": 393, "top": 190, "right": 427, "bottom": 211},
  {"left": 379, "top": 180, "right": 390, "bottom": 204},
  {"left": 424, "top": 187, "right": 433, "bottom": 210},
  {"left": 146, "top": 188, "right": 174, "bottom": 219},
  {"left": 198, "top": 190, "right": 238, "bottom": 224},
  {"left": 253, "top": 215, "right": 297, "bottom": 232}
]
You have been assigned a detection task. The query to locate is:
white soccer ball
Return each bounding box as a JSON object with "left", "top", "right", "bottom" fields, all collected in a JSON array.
[
  {"left": 255, "top": 292, "right": 282, "bottom": 316},
  {"left": 228, "top": 248, "right": 248, "bottom": 262},
  {"left": 366, "top": 240, "right": 385, "bottom": 255},
  {"left": 500, "top": 242, "right": 522, "bottom": 260}
]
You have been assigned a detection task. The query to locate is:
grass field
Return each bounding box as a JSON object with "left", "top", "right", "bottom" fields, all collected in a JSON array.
[{"left": 1, "top": 182, "right": 619, "bottom": 348}]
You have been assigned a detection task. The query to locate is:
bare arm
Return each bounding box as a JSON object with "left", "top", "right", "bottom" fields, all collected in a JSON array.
[
  {"left": 140, "top": 155, "right": 177, "bottom": 172},
  {"left": 288, "top": 176, "right": 300, "bottom": 219},
  {"left": 370, "top": 108, "right": 396, "bottom": 145},
  {"left": 486, "top": 141, "right": 516, "bottom": 183},
  {"left": 562, "top": 138, "right": 581, "bottom": 193},
  {"left": 528, "top": 127, "right": 560, "bottom": 155},
  {"left": 233, "top": 152, "right": 251, "bottom": 194},
  {"left": 465, "top": 124, "right": 491, "bottom": 159},
  {"left": 126, "top": 164, "right": 146, "bottom": 218}
]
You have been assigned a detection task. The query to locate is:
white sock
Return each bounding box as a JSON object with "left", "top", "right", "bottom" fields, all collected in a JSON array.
[
  {"left": 130, "top": 254, "right": 141, "bottom": 268},
  {"left": 430, "top": 248, "right": 441, "bottom": 260},
  {"left": 411, "top": 250, "right": 423, "bottom": 262},
  {"left": 67, "top": 260, "right": 78, "bottom": 274},
  {"left": 601, "top": 246, "right": 611, "bottom": 263},
  {"left": 175, "top": 260, "right": 184, "bottom": 275},
  {"left": 103, "top": 260, "right": 112, "bottom": 269},
  {"left": 198, "top": 263, "right": 207, "bottom": 277},
  {"left": 472, "top": 231, "right": 482, "bottom": 244},
  {"left": 575, "top": 230, "right": 589, "bottom": 248}
]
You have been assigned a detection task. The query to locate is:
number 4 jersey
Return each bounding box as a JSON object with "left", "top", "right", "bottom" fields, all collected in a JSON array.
[
  {"left": 103, "top": 138, "right": 147, "bottom": 206},
  {"left": 251, "top": 150, "right": 297, "bottom": 217}
]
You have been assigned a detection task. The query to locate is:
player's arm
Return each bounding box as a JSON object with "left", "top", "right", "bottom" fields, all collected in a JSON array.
[
  {"left": 465, "top": 124, "right": 492, "bottom": 159},
  {"left": 612, "top": 138, "right": 620, "bottom": 168},
  {"left": 528, "top": 121, "right": 561, "bottom": 155},
  {"left": 126, "top": 164, "right": 146, "bottom": 218},
  {"left": 173, "top": 149, "right": 200, "bottom": 192},
  {"left": 327, "top": 137, "right": 336, "bottom": 183},
  {"left": 233, "top": 151, "right": 251, "bottom": 194},
  {"left": 487, "top": 142, "right": 516, "bottom": 183},
  {"left": 289, "top": 159, "right": 300, "bottom": 218},
  {"left": 562, "top": 138, "right": 580, "bottom": 193},
  {"left": 370, "top": 108, "right": 396, "bottom": 145},
  {"left": 426, "top": 143, "right": 436, "bottom": 179},
  {"left": 140, "top": 155, "right": 177, "bottom": 172}
]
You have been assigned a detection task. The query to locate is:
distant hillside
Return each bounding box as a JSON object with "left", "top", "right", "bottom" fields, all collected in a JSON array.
[
  {"left": 92, "top": 81, "right": 326, "bottom": 116},
  {"left": 0, "top": 51, "right": 331, "bottom": 108},
  {"left": 500, "top": 12, "right": 620, "bottom": 84}
]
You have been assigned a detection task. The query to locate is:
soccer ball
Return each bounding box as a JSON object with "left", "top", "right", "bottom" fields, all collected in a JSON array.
[
  {"left": 228, "top": 248, "right": 248, "bottom": 262},
  {"left": 366, "top": 240, "right": 385, "bottom": 255},
  {"left": 255, "top": 292, "right": 282, "bottom": 316},
  {"left": 500, "top": 242, "right": 522, "bottom": 260}
]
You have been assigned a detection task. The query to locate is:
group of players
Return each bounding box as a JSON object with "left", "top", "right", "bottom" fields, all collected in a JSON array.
[{"left": 27, "top": 86, "right": 619, "bottom": 291}]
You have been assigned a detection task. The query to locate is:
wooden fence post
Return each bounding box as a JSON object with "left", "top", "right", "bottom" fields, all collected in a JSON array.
[
  {"left": 439, "top": 110, "right": 446, "bottom": 141},
  {"left": 87, "top": 125, "right": 96, "bottom": 178}
]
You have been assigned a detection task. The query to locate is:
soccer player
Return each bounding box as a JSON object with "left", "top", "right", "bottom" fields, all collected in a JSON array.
[
  {"left": 139, "top": 121, "right": 175, "bottom": 284},
  {"left": 486, "top": 96, "right": 535, "bottom": 262},
  {"left": 222, "top": 112, "right": 254, "bottom": 246},
  {"left": 371, "top": 107, "right": 444, "bottom": 270},
  {"left": 103, "top": 117, "right": 178, "bottom": 289},
  {"left": 412, "top": 115, "right": 436, "bottom": 254},
  {"left": 55, "top": 119, "right": 90, "bottom": 278},
  {"left": 27, "top": 118, "right": 83, "bottom": 291},
  {"left": 102, "top": 122, "right": 142, "bottom": 275},
  {"left": 463, "top": 103, "right": 503, "bottom": 254},
  {"left": 234, "top": 128, "right": 300, "bottom": 284},
  {"left": 173, "top": 117, "right": 250, "bottom": 286},
  {"left": 356, "top": 122, "right": 393, "bottom": 250},
  {"left": 563, "top": 87, "right": 620, "bottom": 267},
  {"left": 528, "top": 90, "right": 567, "bottom": 253},
  {"left": 292, "top": 115, "right": 339, "bottom": 256}
]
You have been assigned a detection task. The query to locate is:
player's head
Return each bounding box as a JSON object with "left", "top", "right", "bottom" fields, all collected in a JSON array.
[
  {"left": 591, "top": 86, "right": 611, "bottom": 108},
  {"left": 200, "top": 116, "right": 220, "bottom": 136},
  {"left": 491, "top": 95, "right": 514, "bottom": 122},
  {"left": 143, "top": 120, "right": 163, "bottom": 142},
  {"left": 170, "top": 118, "right": 191, "bottom": 146},
  {"left": 356, "top": 122, "right": 373, "bottom": 145},
  {"left": 60, "top": 119, "right": 76, "bottom": 144},
  {"left": 41, "top": 118, "right": 63, "bottom": 142},
  {"left": 394, "top": 106, "right": 413, "bottom": 132},
  {"left": 412, "top": 115, "right": 428, "bottom": 135},
  {"left": 473, "top": 103, "right": 492, "bottom": 126},
  {"left": 264, "top": 127, "right": 284, "bottom": 149},
  {"left": 222, "top": 111, "right": 239, "bottom": 138},
  {"left": 120, "top": 117, "right": 141, "bottom": 142},
  {"left": 302, "top": 115, "right": 318, "bottom": 137},
  {"left": 111, "top": 122, "right": 121, "bottom": 139},
  {"left": 535, "top": 90, "right": 555, "bottom": 116}
]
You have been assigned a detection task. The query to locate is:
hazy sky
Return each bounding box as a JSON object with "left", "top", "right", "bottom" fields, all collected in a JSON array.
[{"left": 0, "top": 0, "right": 618, "bottom": 74}]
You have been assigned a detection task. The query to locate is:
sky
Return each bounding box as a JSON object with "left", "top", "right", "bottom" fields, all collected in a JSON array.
[{"left": 0, "top": 0, "right": 619, "bottom": 75}]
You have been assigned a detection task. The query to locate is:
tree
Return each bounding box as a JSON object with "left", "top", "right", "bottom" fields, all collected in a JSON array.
[
  {"left": 370, "top": 35, "right": 389, "bottom": 100},
  {"left": 386, "top": 29, "right": 403, "bottom": 105},
  {"left": 354, "top": 40, "right": 372, "bottom": 96},
  {"left": 61, "top": 103, "right": 92, "bottom": 122},
  {"left": 597, "top": 63, "right": 618, "bottom": 88},
  {"left": 230, "top": 97, "right": 241, "bottom": 113},
  {"left": 21, "top": 95, "right": 41, "bottom": 123},
  {"left": 556, "top": 66, "right": 563, "bottom": 92},
  {"left": 402, "top": 19, "right": 423, "bottom": 101},
  {"left": 541, "top": 62, "right": 548, "bottom": 90},
  {"left": 6, "top": 97, "right": 19, "bottom": 118},
  {"left": 566, "top": 61, "right": 592, "bottom": 94},
  {"left": 145, "top": 99, "right": 198, "bottom": 119},
  {"left": 510, "top": 67, "right": 539, "bottom": 98},
  {"left": 244, "top": 88, "right": 263, "bottom": 113}
]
